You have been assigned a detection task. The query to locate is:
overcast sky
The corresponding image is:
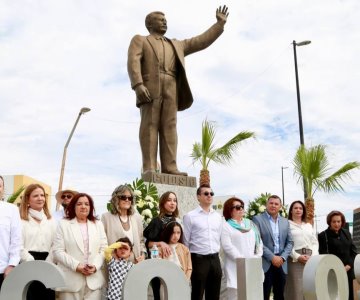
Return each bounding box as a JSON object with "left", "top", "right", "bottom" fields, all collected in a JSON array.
[{"left": 1, "top": 0, "right": 359, "bottom": 231}]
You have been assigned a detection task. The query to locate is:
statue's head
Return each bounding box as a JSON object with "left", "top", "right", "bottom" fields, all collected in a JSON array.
[{"left": 145, "top": 11, "right": 167, "bottom": 35}]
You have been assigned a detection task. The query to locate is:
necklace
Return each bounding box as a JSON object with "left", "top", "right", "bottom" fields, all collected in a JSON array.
[{"left": 119, "top": 215, "right": 130, "bottom": 231}]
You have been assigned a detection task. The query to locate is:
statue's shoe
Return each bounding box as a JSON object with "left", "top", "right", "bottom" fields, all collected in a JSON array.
[{"left": 164, "top": 170, "right": 188, "bottom": 176}]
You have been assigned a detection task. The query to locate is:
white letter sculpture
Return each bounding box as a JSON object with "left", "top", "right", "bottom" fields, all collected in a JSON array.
[
  {"left": 303, "top": 254, "right": 348, "bottom": 300},
  {"left": 122, "top": 259, "right": 190, "bottom": 299},
  {"left": 236, "top": 257, "right": 263, "bottom": 300},
  {"left": 0, "top": 261, "right": 65, "bottom": 300}
]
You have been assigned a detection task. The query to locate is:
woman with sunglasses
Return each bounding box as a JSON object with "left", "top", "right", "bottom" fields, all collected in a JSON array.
[
  {"left": 221, "top": 197, "right": 263, "bottom": 300},
  {"left": 143, "top": 191, "right": 180, "bottom": 300},
  {"left": 101, "top": 185, "right": 146, "bottom": 263}
]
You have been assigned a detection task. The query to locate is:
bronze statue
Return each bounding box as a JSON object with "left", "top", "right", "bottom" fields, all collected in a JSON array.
[{"left": 127, "top": 6, "right": 229, "bottom": 176}]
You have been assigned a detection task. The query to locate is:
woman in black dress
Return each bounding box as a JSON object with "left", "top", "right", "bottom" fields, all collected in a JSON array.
[
  {"left": 318, "top": 210, "right": 357, "bottom": 300},
  {"left": 144, "top": 191, "right": 180, "bottom": 300}
]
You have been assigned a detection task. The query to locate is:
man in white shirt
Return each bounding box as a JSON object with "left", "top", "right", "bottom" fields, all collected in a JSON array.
[
  {"left": 0, "top": 189, "right": 22, "bottom": 289},
  {"left": 183, "top": 184, "right": 222, "bottom": 300}
]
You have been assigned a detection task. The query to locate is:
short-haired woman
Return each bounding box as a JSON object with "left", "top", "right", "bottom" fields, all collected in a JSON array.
[
  {"left": 53, "top": 193, "right": 107, "bottom": 300},
  {"left": 318, "top": 210, "right": 357, "bottom": 300},
  {"left": 221, "top": 197, "right": 263, "bottom": 300},
  {"left": 19, "top": 183, "right": 57, "bottom": 300}
]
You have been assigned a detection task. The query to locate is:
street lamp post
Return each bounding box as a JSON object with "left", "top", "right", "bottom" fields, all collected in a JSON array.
[
  {"left": 281, "top": 166, "right": 288, "bottom": 206},
  {"left": 56, "top": 107, "right": 91, "bottom": 210},
  {"left": 293, "top": 40, "right": 311, "bottom": 199}
]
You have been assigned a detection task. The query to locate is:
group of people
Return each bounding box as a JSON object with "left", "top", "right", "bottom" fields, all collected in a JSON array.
[{"left": 0, "top": 174, "right": 358, "bottom": 300}]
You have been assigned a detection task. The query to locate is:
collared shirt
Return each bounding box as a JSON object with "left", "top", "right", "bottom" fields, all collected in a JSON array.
[
  {"left": 153, "top": 35, "right": 177, "bottom": 75},
  {"left": 0, "top": 201, "right": 21, "bottom": 273},
  {"left": 183, "top": 206, "right": 222, "bottom": 255},
  {"left": 265, "top": 211, "right": 280, "bottom": 254},
  {"left": 289, "top": 220, "right": 319, "bottom": 261}
]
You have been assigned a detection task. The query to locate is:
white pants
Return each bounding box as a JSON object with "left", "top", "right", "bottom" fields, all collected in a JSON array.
[{"left": 59, "top": 282, "right": 102, "bottom": 300}]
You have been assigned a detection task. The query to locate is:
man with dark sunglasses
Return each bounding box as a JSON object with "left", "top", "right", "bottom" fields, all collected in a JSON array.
[
  {"left": 53, "top": 188, "right": 78, "bottom": 222},
  {"left": 183, "top": 184, "right": 222, "bottom": 300}
]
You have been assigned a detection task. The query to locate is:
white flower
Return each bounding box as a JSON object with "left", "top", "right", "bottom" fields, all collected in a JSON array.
[
  {"left": 256, "top": 202, "right": 260, "bottom": 207},
  {"left": 141, "top": 209, "right": 152, "bottom": 218},
  {"left": 148, "top": 202, "right": 154, "bottom": 209},
  {"left": 281, "top": 212, "right": 286, "bottom": 217},
  {"left": 137, "top": 200, "right": 145, "bottom": 209},
  {"left": 250, "top": 210, "right": 256, "bottom": 216},
  {"left": 133, "top": 190, "right": 142, "bottom": 196},
  {"left": 259, "top": 205, "right": 266, "bottom": 213},
  {"left": 145, "top": 195, "right": 154, "bottom": 201}
]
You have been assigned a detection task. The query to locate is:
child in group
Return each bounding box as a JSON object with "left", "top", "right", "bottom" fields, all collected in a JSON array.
[
  {"left": 160, "top": 221, "right": 192, "bottom": 280},
  {"left": 105, "top": 237, "right": 134, "bottom": 300}
]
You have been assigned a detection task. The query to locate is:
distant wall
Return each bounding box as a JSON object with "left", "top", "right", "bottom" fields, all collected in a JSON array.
[{"left": 353, "top": 208, "right": 360, "bottom": 251}]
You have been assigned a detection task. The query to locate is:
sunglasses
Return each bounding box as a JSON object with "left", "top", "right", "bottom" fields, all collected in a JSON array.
[
  {"left": 232, "top": 205, "right": 244, "bottom": 211},
  {"left": 118, "top": 195, "right": 134, "bottom": 202},
  {"left": 61, "top": 194, "right": 73, "bottom": 200},
  {"left": 202, "top": 192, "right": 214, "bottom": 197}
]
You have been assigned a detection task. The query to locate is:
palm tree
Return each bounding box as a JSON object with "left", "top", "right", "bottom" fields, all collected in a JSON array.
[
  {"left": 191, "top": 119, "right": 255, "bottom": 186},
  {"left": 293, "top": 144, "right": 360, "bottom": 224},
  {"left": 7, "top": 185, "right": 25, "bottom": 204}
]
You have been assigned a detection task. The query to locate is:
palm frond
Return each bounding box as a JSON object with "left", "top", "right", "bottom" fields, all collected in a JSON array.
[
  {"left": 191, "top": 119, "right": 255, "bottom": 172},
  {"left": 191, "top": 119, "right": 217, "bottom": 170},
  {"left": 7, "top": 185, "right": 25, "bottom": 204},
  {"left": 201, "top": 119, "right": 216, "bottom": 155},
  {"left": 190, "top": 142, "right": 204, "bottom": 164},
  {"left": 210, "top": 131, "right": 255, "bottom": 165},
  {"left": 321, "top": 161, "right": 360, "bottom": 193},
  {"left": 293, "top": 144, "right": 330, "bottom": 196}
]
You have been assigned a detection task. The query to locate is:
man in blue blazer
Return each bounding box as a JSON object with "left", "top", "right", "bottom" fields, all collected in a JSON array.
[{"left": 253, "top": 195, "right": 293, "bottom": 300}]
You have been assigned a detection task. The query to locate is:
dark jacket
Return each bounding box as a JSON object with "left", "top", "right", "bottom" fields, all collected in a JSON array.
[{"left": 318, "top": 227, "right": 357, "bottom": 279}]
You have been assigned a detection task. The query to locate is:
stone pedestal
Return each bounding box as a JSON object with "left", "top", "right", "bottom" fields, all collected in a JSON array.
[
  {"left": 141, "top": 172, "right": 198, "bottom": 218},
  {"left": 141, "top": 171, "right": 196, "bottom": 188}
]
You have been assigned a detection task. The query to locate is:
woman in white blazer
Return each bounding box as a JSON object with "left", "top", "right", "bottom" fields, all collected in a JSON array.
[
  {"left": 101, "top": 185, "right": 146, "bottom": 263},
  {"left": 19, "top": 183, "right": 57, "bottom": 300},
  {"left": 53, "top": 193, "right": 108, "bottom": 300},
  {"left": 221, "top": 197, "right": 263, "bottom": 300}
]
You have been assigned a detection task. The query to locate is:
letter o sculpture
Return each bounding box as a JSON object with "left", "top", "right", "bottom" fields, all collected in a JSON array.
[
  {"left": 0, "top": 261, "right": 65, "bottom": 300},
  {"left": 122, "top": 259, "right": 190, "bottom": 300},
  {"left": 303, "top": 254, "right": 348, "bottom": 300}
]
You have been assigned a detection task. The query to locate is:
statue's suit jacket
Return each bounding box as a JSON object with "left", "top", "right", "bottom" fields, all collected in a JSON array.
[
  {"left": 127, "top": 22, "right": 224, "bottom": 111},
  {"left": 253, "top": 213, "right": 293, "bottom": 273},
  {"left": 53, "top": 218, "right": 108, "bottom": 292}
]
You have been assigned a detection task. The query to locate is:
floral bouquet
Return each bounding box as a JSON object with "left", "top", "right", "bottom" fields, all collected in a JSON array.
[
  {"left": 128, "top": 178, "right": 159, "bottom": 226},
  {"left": 246, "top": 192, "right": 288, "bottom": 220}
]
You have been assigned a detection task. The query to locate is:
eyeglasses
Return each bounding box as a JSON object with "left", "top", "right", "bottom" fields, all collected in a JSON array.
[
  {"left": 232, "top": 205, "right": 244, "bottom": 211},
  {"left": 61, "top": 194, "right": 73, "bottom": 200},
  {"left": 118, "top": 195, "right": 134, "bottom": 202},
  {"left": 202, "top": 192, "right": 214, "bottom": 197}
]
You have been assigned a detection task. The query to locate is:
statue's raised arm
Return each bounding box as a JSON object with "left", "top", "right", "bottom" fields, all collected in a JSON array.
[{"left": 216, "top": 5, "right": 229, "bottom": 24}]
